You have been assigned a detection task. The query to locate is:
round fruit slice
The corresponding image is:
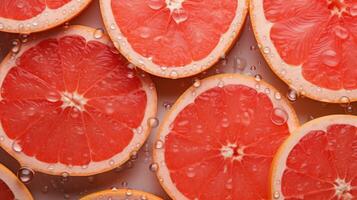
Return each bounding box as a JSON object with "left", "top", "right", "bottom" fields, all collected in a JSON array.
[
  {"left": 0, "top": 25, "right": 157, "bottom": 176},
  {"left": 250, "top": 0, "right": 357, "bottom": 103},
  {"left": 0, "top": 0, "right": 92, "bottom": 34},
  {"left": 0, "top": 164, "right": 33, "bottom": 200},
  {"left": 153, "top": 74, "right": 299, "bottom": 200},
  {"left": 100, "top": 0, "right": 248, "bottom": 79},
  {"left": 271, "top": 115, "right": 357, "bottom": 200},
  {"left": 80, "top": 189, "right": 163, "bottom": 200}
]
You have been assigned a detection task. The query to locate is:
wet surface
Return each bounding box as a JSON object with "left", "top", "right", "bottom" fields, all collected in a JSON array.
[{"left": 0, "top": 1, "right": 356, "bottom": 199}]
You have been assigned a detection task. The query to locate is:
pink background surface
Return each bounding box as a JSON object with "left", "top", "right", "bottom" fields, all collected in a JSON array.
[{"left": 0, "top": 1, "right": 355, "bottom": 199}]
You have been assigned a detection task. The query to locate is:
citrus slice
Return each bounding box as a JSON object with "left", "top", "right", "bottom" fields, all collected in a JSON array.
[
  {"left": 0, "top": 0, "right": 92, "bottom": 34},
  {"left": 99, "top": 0, "right": 249, "bottom": 79},
  {"left": 80, "top": 189, "right": 163, "bottom": 200},
  {"left": 0, "top": 164, "right": 33, "bottom": 200},
  {"left": 0, "top": 25, "right": 157, "bottom": 176},
  {"left": 250, "top": 0, "right": 357, "bottom": 103},
  {"left": 271, "top": 115, "right": 357, "bottom": 200},
  {"left": 153, "top": 74, "right": 299, "bottom": 199}
]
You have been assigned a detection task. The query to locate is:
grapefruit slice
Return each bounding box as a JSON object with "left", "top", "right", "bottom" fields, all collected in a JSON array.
[
  {"left": 250, "top": 0, "right": 357, "bottom": 103},
  {"left": 0, "top": 0, "right": 92, "bottom": 34},
  {"left": 271, "top": 115, "right": 357, "bottom": 200},
  {"left": 153, "top": 74, "right": 299, "bottom": 199},
  {"left": 0, "top": 164, "right": 33, "bottom": 200},
  {"left": 81, "top": 189, "right": 163, "bottom": 200},
  {"left": 99, "top": 0, "right": 249, "bottom": 79},
  {"left": 0, "top": 25, "right": 157, "bottom": 176}
]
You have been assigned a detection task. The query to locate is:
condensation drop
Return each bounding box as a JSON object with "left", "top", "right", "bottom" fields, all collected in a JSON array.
[
  {"left": 263, "top": 46, "right": 271, "bottom": 54},
  {"left": 186, "top": 167, "right": 196, "bottom": 178},
  {"left": 147, "top": 117, "right": 159, "bottom": 128},
  {"left": 350, "top": 4, "right": 357, "bottom": 16},
  {"left": 11, "top": 39, "right": 21, "bottom": 53},
  {"left": 193, "top": 79, "right": 201, "bottom": 88},
  {"left": 172, "top": 8, "right": 189, "bottom": 24},
  {"left": 154, "top": 140, "right": 164, "bottom": 149},
  {"left": 273, "top": 191, "right": 280, "bottom": 199},
  {"left": 17, "top": 167, "right": 34, "bottom": 184},
  {"left": 12, "top": 142, "right": 23, "bottom": 153},
  {"left": 146, "top": 0, "right": 165, "bottom": 10},
  {"left": 287, "top": 89, "right": 298, "bottom": 102},
  {"left": 126, "top": 189, "right": 133, "bottom": 196},
  {"left": 339, "top": 96, "right": 350, "bottom": 107},
  {"left": 149, "top": 162, "right": 159, "bottom": 172},
  {"left": 274, "top": 92, "right": 282, "bottom": 100},
  {"left": 334, "top": 25, "right": 349, "bottom": 39},
  {"left": 254, "top": 74, "right": 262, "bottom": 82},
  {"left": 46, "top": 91, "right": 60, "bottom": 103},
  {"left": 321, "top": 49, "right": 340, "bottom": 67},
  {"left": 271, "top": 108, "right": 288, "bottom": 126},
  {"left": 93, "top": 28, "right": 104, "bottom": 39},
  {"left": 138, "top": 26, "right": 151, "bottom": 39}
]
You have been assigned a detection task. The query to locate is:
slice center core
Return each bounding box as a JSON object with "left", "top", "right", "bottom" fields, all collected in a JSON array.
[
  {"left": 61, "top": 91, "right": 88, "bottom": 111},
  {"left": 334, "top": 178, "right": 352, "bottom": 199},
  {"left": 166, "top": 0, "right": 185, "bottom": 12},
  {"left": 220, "top": 143, "right": 244, "bottom": 161}
]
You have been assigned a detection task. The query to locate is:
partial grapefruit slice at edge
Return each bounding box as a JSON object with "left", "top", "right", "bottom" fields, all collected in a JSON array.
[
  {"left": 99, "top": 0, "right": 249, "bottom": 79},
  {"left": 153, "top": 73, "right": 299, "bottom": 199},
  {"left": 80, "top": 189, "right": 163, "bottom": 200},
  {"left": 0, "top": 164, "right": 33, "bottom": 200},
  {"left": 0, "top": 25, "right": 158, "bottom": 176},
  {"left": 0, "top": 0, "right": 92, "bottom": 34},
  {"left": 270, "top": 115, "right": 357, "bottom": 200},
  {"left": 250, "top": 0, "right": 357, "bottom": 103}
]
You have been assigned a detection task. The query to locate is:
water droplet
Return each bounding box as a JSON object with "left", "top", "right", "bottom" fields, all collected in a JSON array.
[
  {"left": 149, "top": 162, "right": 159, "bottom": 172},
  {"left": 17, "top": 167, "right": 34, "bottom": 184},
  {"left": 138, "top": 26, "right": 151, "bottom": 39},
  {"left": 163, "top": 101, "right": 172, "bottom": 110},
  {"left": 273, "top": 191, "right": 280, "bottom": 199},
  {"left": 93, "top": 28, "right": 104, "bottom": 39},
  {"left": 147, "top": 117, "right": 159, "bottom": 128},
  {"left": 263, "top": 47, "right": 271, "bottom": 54},
  {"left": 345, "top": 104, "right": 353, "bottom": 113},
  {"left": 61, "top": 172, "right": 69, "bottom": 178},
  {"left": 334, "top": 25, "right": 349, "bottom": 39},
  {"left": 20, "top": 34, "right": 29, "bottom": 43},
  {"left": 121, "top": 181, "right": 128, "bottom": 188},
  {"left": 11, "top": 39, "right": 21, "bottom": 53},
  {"left": 109, "top": 159, "right": 115, "bottom": 166},
  {"left": 350, "top": 4, "right": 357, "bottom": 16},
  {"left": 287, "top": 89, "right": 298, "bottom": 102},
  {"left": 105, "top": 102, "right": 115, "bottom": 114},
  {"left": 154, "top": 140, "right": 164, "bottom": 149},
  {"left": 146, "top": 0, "right": 165, "bottom": 10},
  {"left": 12, "top": 142, "right": 22, "bottom": 153},
  {"left": 321, "top": 49, "right": 340, "bottom": 67},
  {"left": 172, "top": 8, "right": 189, "bottom": 24},
  {"left": 110, "top": 23, "right": 116, "bottom": 30},
  {"left": 193, "top": 79, "right": 201, "bottom": 88},
  {"left": 63, "top": 22, "right": 70, "bottom": 29},
  {"left": 274, "top": 92, "right": 282, "bottom": 100},
  {"left": 64, "top": 193, "right": 70, "bottom": 199},
  {"left": 250, "top": 65, "right": 257, "bottom": 71},
  {"left": 250, "top": 45, "right": 257, "bottom": 51},
  {"left": 186, "top": 167, "right": 196, "bottom": 178},
  {"left": 271, "top": 108, "right": 289, "bottom": 126},
  {"left": 235, "top": 57, "right": 247, "bottom": 71},
  {"left": 126, "top": 189, "right": 133, "bottom": 196},
  {"left": 339, "top": 96, "right": 350, "bottom": 107},
  {"left": 254, "top": 74, "right": 262, "bottom": 82},
  {"left": 140, "top": 194, "right": 148, "bottom": 200},
  {"left": 46, "top": 91, "right": 60, "bottom": 103},
  {"left": 217, "top": 80, "right": 225, "bottom": 88},
  {"left": 169, "top": 70, "right": 179, "bottom": 79}
]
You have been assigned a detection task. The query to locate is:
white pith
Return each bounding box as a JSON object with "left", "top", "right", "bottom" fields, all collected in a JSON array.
[
  {"left": 250, "top": 0, "right": 357, "bottom": 103},
  {"left": 334, "top": 178, "right": 352, "bottom": 199},
  {"left": 61, "top": 91, "right": 88, "bottom": 111},
  {"left": 165, "top": 0, "right": 185, "bottom": 12},
  {"left": 0, "top": 0, "right": 91, "bottom": 34},
  {"left": 99, "top": 0, "right": 248, "bottom": 79},
  {"left": 271, "top": 115, "right": 357, "bottom": 200},
  {"left": 154, "top": 74, "right": 299, "bottom": 200},
  {"left": 0, "top": 26, "right": 158, "bottom": 176},
  {"left": 0, "top": 164, "right": 33, "bottom": 200}
]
